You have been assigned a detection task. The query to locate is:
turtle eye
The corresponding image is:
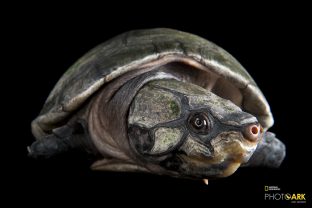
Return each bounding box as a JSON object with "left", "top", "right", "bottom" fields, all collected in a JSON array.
[{"left": 188, "top": 112, "right": 211, "bottom": 134}]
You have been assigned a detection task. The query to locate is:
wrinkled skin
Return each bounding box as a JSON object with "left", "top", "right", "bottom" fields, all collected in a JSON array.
[{"left": 29, "top": 69, "right": 285, "bottom": 180}]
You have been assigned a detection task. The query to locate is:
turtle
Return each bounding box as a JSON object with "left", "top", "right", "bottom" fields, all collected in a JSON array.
[{"left": 28, "top": 28, "right": 285, "bottom": 182}]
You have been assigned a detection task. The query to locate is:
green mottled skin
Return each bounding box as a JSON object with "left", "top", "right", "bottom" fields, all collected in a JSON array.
[
  {"left": 169, "top": 100, "right": 180, "bottom": 117},
  {"left": 152, "top": 127, "right": 183, "bottom": 154},
  {"left": 128, "top": 84, "right": 181, "bottom": 128}
]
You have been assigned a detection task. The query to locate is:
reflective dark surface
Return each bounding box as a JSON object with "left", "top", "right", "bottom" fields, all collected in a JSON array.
[{"left": 4, "top": 5, "right": 310, "bottom": 207}]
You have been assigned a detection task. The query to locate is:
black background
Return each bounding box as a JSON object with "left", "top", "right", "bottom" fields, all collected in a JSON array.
[{"left": 4, "top": 4, "right": 311, "bottom": 207}]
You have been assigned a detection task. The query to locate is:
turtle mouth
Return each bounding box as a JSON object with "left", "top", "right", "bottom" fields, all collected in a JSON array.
[
  {"left": 163, "top": 130, "right": 260, "bottom": 179},
  {"left": 191, "top": 131, "right": 259, "bottom": 178},
  {"left": 211, "top": 131, "right": 259, "bottom": 163}
]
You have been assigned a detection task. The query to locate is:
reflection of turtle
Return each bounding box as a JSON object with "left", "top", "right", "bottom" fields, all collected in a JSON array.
[{"left": 28, "top": 28, "right": 285, "bottom": 181}]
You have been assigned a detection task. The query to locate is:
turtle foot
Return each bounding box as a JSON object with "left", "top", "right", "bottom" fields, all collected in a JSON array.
[{"left": 243, "top": 132, "right": 286, "bottom": 168}]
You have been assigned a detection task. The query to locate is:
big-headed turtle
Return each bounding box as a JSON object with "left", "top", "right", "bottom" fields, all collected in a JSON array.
[{"left": 29, "top": 28, "right": 285, "bottom": 182}]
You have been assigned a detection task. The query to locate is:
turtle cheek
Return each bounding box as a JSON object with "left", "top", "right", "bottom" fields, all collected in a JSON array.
[
  {"left": 128, "top": 125, "right": 184, "bottom": 156},
  {"left": 128, "top": 125, "right": 154, "bottom": 155},
  {"left": 149, "top": 127, "right": 184, "bottom": 155}
]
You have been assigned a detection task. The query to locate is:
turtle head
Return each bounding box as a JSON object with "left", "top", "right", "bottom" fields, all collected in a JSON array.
[{"left": 128, "top": 79, "right": 262, "bottom": 179}]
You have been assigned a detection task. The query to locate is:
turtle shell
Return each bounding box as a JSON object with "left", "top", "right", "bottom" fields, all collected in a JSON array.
[{"left": 32, "top": 28, "right": 273, "bottom": 139}]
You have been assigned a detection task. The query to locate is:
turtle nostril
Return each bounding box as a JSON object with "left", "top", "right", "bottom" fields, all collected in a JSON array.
[
  {"left": 251, "top": 126, "right": 259, "bottom": 135},
  {"left": 244, "top": 124, "right": 260, "bottom": 142}
]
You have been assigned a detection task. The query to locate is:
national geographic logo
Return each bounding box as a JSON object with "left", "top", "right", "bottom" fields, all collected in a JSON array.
[
  {"left": 264, "top": 185, "right": 306, "bottom": 204},
  {"left": 264, "top": 185, "right": 280, "bottom": 191}
]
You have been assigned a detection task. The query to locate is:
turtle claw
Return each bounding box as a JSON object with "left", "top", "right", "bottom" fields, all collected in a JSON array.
[
  {"left": 203, "top": 178, "right": 209, "bottom": 185},
  {"left": 243, "top": 132, "right": 286, "bottom": 168}
]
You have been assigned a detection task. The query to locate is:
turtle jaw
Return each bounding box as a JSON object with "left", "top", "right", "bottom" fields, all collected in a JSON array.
[
  {"left": 210, "top": 131, "right": 259, "bottom": 177},
  {"left": 176, "top": 130, "right": 260, "bottom": 179}
]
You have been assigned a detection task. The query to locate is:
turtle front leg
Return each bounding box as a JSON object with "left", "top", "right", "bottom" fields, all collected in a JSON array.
[
  {"left": 243, "top": 132, "right": 286, "bottom": 168},
  {"left": 28, "top": 121, "right": 99, "bottom": 159}
]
